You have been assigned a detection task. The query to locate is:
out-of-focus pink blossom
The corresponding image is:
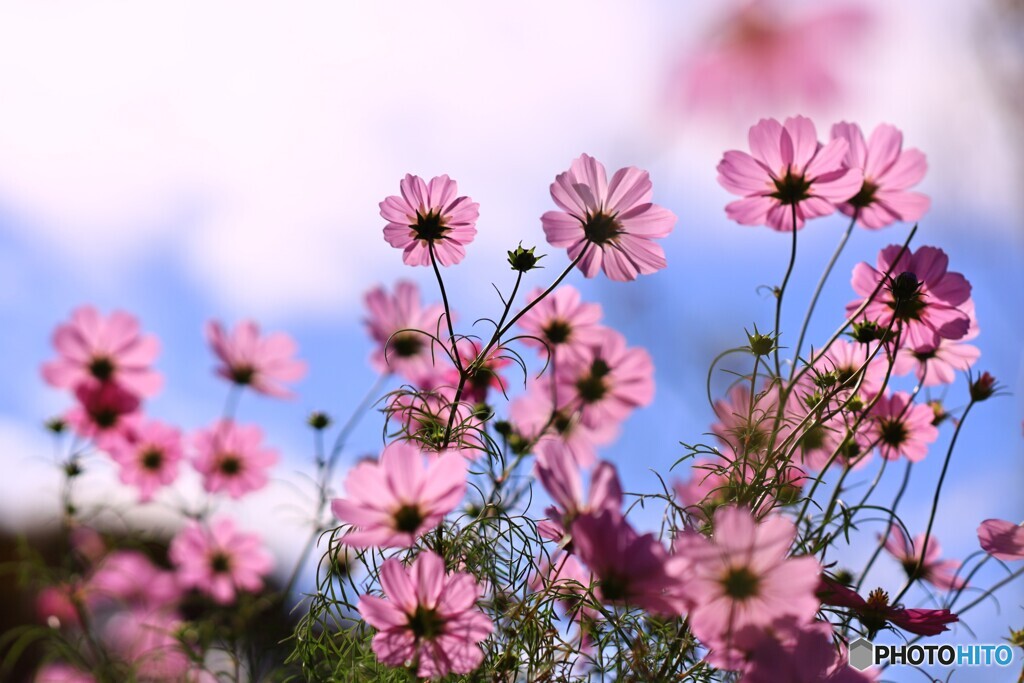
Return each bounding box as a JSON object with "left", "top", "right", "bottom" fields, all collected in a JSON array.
[
  {"left": 675, "top": 506, "right": 820, "bottom": 669},
  {"left": 87, "top": 550, "right": 182, "bottom": 610},
  {"left": 717, "top": 116, "right": 862, "bottom": 231},
  {"left": 831, "top": 122, "right": 930, "bottom": 229},
  {"left": 191, "top": 420, "right": 278, "bottom": 499},
  {"left": 444, "top": 339, "right": 510, "bottom": 405},
  {"left": 817, "top": 578, "right": 958, "bottom": 637},
  {"left": 363, "top": 280, "right": 448, "bottom": 383},
  {"left": 740, "top": 618, "right": 872, "bottom": 682},
  {"left": 978, "top": 519, "right": 1024, "bottom": 561},
  {"left": 516, "top": 285, "right": 606, "bottom": 362},
  {"left": 380, "top": 174, "right": 479, "bottom": 267},
  {"left": 102, "top": 608, "right": 191, "bottom": 680},
  {"left": 357, "top": 551, "right": 492, "bottom": 678},
  {"left": 105, "top": 419, "right": 183, "bottom": 502},
  {"left": 894, "top": 300, "right": 980, "bottom": 386},
  {"left": 865, "top": 392, "right": 938, "bottom": 462},
  {"left": 881, "top": 526, "right": 965, "bottom": 591},
  {"left": 169, "top": 518, "right": 273, "bottom": 605},
  {"left": 331, "top": 441, "right": 466, "bottom": 548},
  {"left": 847, "top": 245, "right": 972, "bottom": 350},
  {"left": 556, "top": 329, "right": 654, "bottom": 431},
  {"left": 534, "top": 444, "right": 622, "bottom": 547},
  {"left": 34, "top": 663, "right": 96, "bottom": 683},
  {"left": 42, "top": 305, "right": 162, "bottom": 398},
  {"left": 65, "top": 382, "right": 141, "bottom": 445},
  {"left": 206, "top": 320, "right": 306, "bottom": 398},
  {"left": 542, "top": 154, "right": 676, "bottom": 281}
]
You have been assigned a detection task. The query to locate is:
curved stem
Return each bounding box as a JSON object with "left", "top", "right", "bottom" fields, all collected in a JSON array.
[
  {"left": 772, "top": 204, "right": 800, "bottom": 378},
  {"left": 429, "top": 240, "right": 462, "bottom": 372}
]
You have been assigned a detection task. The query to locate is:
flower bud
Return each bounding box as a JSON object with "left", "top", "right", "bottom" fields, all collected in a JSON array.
[
  {"left": 507, "top": 243, "right": 545, "bottom": 272},
  {"left": 307, "top": 411, "right": 332, "bottom": 430},
  {"left": 969, "top": 372, "right": 998, "bottom": 402}
]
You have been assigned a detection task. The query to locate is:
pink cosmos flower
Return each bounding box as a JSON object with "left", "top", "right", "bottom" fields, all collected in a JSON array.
[
  {"left": 818, "top": 578, "right": 958, "bottom": 637},
  {"left": 800, "top": 339, "right": 887, "bottom": 399},
  {"left": 191, "top": 420, "right": 279, "bottom": 499},
  {"left": 34, "top": 663, "right": 96, "bottom": 683},
  {"left": 36, "top": 584, "right": 83, "bottom": 628},
  {"left": 443, "top": 339, "right": 511, "bottom": 405},
  {"left": 380, "top": 174, "right": 479, "bottom": 267},
  {"left": 534, "top": 443, "right": 622, "bottom": 547},
  {"left": 865, "top": 392, "right": 938, "bottom": 462},
  {"left": 717, "top": 116, "right": 863, "bottom": 231},
  {"left": 206, "top": 320, "right": 306, "bottom": 398},
  {"left": 977, "top": 519, "right": 1024, "bottom": 561},
  {"left": 847, "top": 244, "right": 972, "bottom": 349},
  {"left": 675, "top": 506, "right": 821, "bottom": 668},
  {"left": 65, "top": 382, "right": 141, "bottom": 445},
  {"left": 830, "top": 122, "right": 930, "bottom": 229},
  {"left": 741, "top": 618, "right": 872, "bottom": 682},
  {"left": 386, "top": 387, "right": 482, "bottom": 451},
  {"left": 364, "top": 280, "right": 448, "bottom": 383},
  {"left": 169, "top": 518, "right": 273, "bottom": 605},
  {"left": 357, "top": 551, "right": 492, "bottom": 678},
  {"left": 331, "top": 441, "right": 466, "bottom": 548},
  {"left": 541, "top": 154, "right": 676, "bottom": 281},
  {"left": 42, "top": 305, "right": 162, "bottom": 398},
  {"left": 894, "top": 299, "right": 980, "bottom": 386},
  {"left": 711, "top": 383, "right": 786, "bottom": 457},
  {"left": 87, "top": 550, "right": 182, "bottom": 610},
  {"left": 571, "top": 509, "right": 686, "bottom": 616},
  {"left": 556, "top": 329, "right": 654, "bottom": 431},
  {"left": 882, "top": 526, "right": 965, "bottom": 591},
  {"left": 103, "top": 608, "right": 191, "bottom": 680},
  {"left": 515, "top": 285, "right": 606, "bottom": 362},
  {"left": 508, "top": 382, "right": 615, "bottom": 469},
  {"left": 529, "top": 552, "right": 600, "bottom": 626},
  {"left": 105, "top": 420, "right": 184, "bottom": 502}
]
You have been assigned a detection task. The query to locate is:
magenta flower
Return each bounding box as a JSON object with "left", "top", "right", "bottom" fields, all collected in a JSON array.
[
  {"left": 894, "top": 300, "right": 980, "bottom": 386},
  {"left": 534, "top": 443, "right": 622, "bottom": 546},
  {"left": 87, "top": 550, "right": 182, "bottom": 610},
  {"left": 882, "top": 526, "right": 965, "bottom": 591},
  {"left": 34, "top": 663, "right": 96, "bottom": 683},
  {"left": 65, "top": 382, "right": 141, "bottom": 445},
  {"left": 509, "top": 381, "right": 616, "bottom": 469},
  {"left": 978, "top": 519, "right": 1024, "bottom": 561},
  {"left": 331, "top": 441, "right": 466, "bottom": 548},
  {"left": 357, "top": 551, "right": 492, "bottom": 678},
  {"left": 741, "top": 618, "right": 872, "bottom": 683},
  {"left": 556, "top": 329, "right": 654, "bottom": 431},
  {"left": 102, "top": 608, "right": 191, "bottom": 681},
  {"left": 541, "top": 154, "right": 676, "bottom": 281},
  {"left": 866, "top": 392, "right": 938, "bottom": 462},
  {"left": 675, "top": 506, "right": 821, "bottom": 668},
  {"left": 710, "top": 383, "right": 786, "bottom": 457},
  {"left": 818, "top": 578, "right": 958, "bottom": 637},
  {"left": 169, "top": 518, "right": 272, "bottom": 605},
  {"left": 516, "top": 285, "right": 606, "bottom": 362},
  {"left": 364, "top": 280, "right": 447, "bottom": 383},
  {"left": 206, "top": 320, "right": 306, "bottom": 398},
  {"left": 380, "top": 174, "right": 479, "bottom": 267},
  {"left": 191, "top": 420, "right": 278, "bottom": 499},
  {"left": 717, "top": 116, "right": 862, "bottom": 231},
  {"left": 105, "top": 419, "right": 183, "bottom": 502},
  {"left": 831, "top": 122, "right": 929, "bottom": 229},
  {"left": 847, "top": 244, "right": 972, "bottom": 349},
  {"left": 444, "top": 339, "right": 511, "bottom": 405},
  {"left": 42, "top": 306, "right": 162, "bottom": 399}
]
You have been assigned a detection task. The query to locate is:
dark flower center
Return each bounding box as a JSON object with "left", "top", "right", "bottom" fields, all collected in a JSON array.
[
  {"left": 583, "top": 211, "right": 622, "bottom": 244},
  {"left": 88, "top": 356, "right": 115, "bottom": 381},
  {"left": 901, "top": 558, "right": 925, "bottom": 581},
  {"left": 92, "top": 408, "right": 119, "bottom": 429},
  {"left": 722, "top": 566, "right": 761, "bottom": 600},
  {"left": 878, "top": 419, "right": 908, "bottom": 447},
  {"left": 800, "top": 424, "right": 827, "bottom": 452},
  {"left": 887, "top": 272, "right": 926, "bottom": 321},
  {"left": 141, "top": 448, "right": 164, "bottom": 471},
  {"left": 575, "top": 359, "right": 611, "bottom": 403},
  {"left": 408, "top": 605, "right": 446, "bottom": 639},
  {"left": 542, "top": 319, "right": 573, "bottom": 345},
  {"left": 218, "top": 454, "right": 242, "bottom": 475},
  {"left": 847, "top": 180, "right": 879, "bottom": 209},
  {"left": 552, "top": 411, "right": 573, "bottom": 435},
  {"left": 770, "top": 170, "right": 812, "bottom": 205},
  {"left": 391, "top": 334, "right": 423, "bottom": 358},
  {"left": 210, "top": 552, "right": 232, "bottom": 574},
  {"left": 913, "top": 347, "right": 937, "bottom": 362},
  {"left": 413, "top": 210, "right": 449, "bottom": 242},
  {"left": 599, "top": 573, "right": 630, "bottom": 601},
  {"left": 393, "top": 504, "right": 424, "bottom": 533},
  {"left": 230, "top": 365, "right": 255, "bottom": 385}
]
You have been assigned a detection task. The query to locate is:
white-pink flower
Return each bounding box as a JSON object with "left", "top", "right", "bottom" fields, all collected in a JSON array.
[
  {"left": 169, "top": 518, "right": 273, "bottom": 605},
  {"left": 358, "top": 552, "right": 492, "bottom": 678},
  {"left": 380, "top": 174, "right": 479, "bottom": 267},
  {"left": 206, "top": 320, "right": 306, "bottom": 398}
]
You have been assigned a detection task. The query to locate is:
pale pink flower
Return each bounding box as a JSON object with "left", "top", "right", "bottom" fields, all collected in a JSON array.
[
  {"left": 881, "top": 526, "right": 965, "bottom": 591},
  {"left": 206, "top": 320, "right": 306, "bottom": 398},
  {"left": 741, "top": 618, "right": 872, "bottom": 682},
  {"left": 541, "top": 154, "right": 676, "bottom": 281},
  {"left": 534, "top": 443, "right": 622, "bottom": 546},
  {"left": 380, "top": 174, "right": 479, "bottom": 267},
  {"left": 515, "top": 285, "right": 606, "bottom": 362},
  {"left": 571, "top": 509, "right": 686, "bottom": 616},
  {"left": 718, "top": 116, "right": 863, "bottom": 231},
  {"left": 865, "top": 392, "right": 938, "bottom": 462},
  {"left": 191, "top": 420, "right": 278, "bottom": 499},
  {"left": 364, "top": 280, "right": 448, "bottom": 383},
  {"left": 331, "top": 441, "right": 466, "bottom": 548},
  {"left": 105, "top": 420, "right": 183, "bottom": 502},
  {"left": 711, "top": 383, "right": 786, "bottom": 457},
  {"left": 676, "top": 506, "right": 821, "bottom": 668},
  {"left": 87, "top": 550, "right": 182, "bottom": 610},
  {"left": 801, "top": 339, "right": 887, "bottom": 399},
  {"left": 894, "top": 300, "right": 980, "bottom": 386},
  {"left": 847, "top": 244, "right": 972, "bottom": 349},
  {"left": 977, "top": 519, "right": 1024, "bottom": 561},
  {"left": 42, "top": 306, "right": 162, "bottom": 398},
  {"left": 556, "top": 329, "right": 654, "bottom": 431},
  {"left": 65, "top": 382, "right": 141, "bottom": 445},
  {"left": 34, "top": 663, "right": 96, "bottom": 683},
  {"left": 831, "top": 122, "right": 930, "bottom": 229},
  {"left": 169, "top": 518, "right": 273, "bottom": 605},
  {"left": 357, "top": 551, "right": 492, "bottom": 678},
  {"left": 529, "top": 552, "right": 600, "bottom": 625},
  {"left": 103, "top": 608, "right": 191, "bottom": 680},
  {"left": 670, "top": 1, "right": 872, "bottom": 115}
]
